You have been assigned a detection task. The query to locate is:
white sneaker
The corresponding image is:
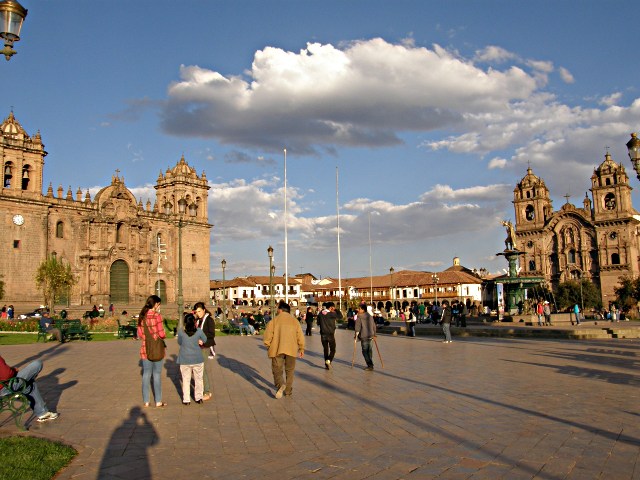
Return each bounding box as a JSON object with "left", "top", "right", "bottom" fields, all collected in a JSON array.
[
  {"left": 37, "top": 411, "right": 59, "bottom": 423},
  {"left": 275, "top": 385, "right": 285, "bottom": 399}
]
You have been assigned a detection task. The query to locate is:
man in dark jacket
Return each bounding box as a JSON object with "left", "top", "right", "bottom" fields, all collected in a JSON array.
[
  {"left": 355, "top": 303, "right": 377, "bottom": 370},
  {"left": 441, "top": 300, "right": 453, "bottom": 343},
  {"left": 317, "top": 302, "right": 342, "bottom": 369},
  {"left": 0, "top": 354, "right": 58, "bottom": 422}
]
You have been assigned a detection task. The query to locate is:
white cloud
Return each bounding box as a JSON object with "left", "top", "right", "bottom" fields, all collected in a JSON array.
[
  {"left": 488, "top": 157, "right": 508, "bottom": 169},
  {"left": 599, "top": 92, "right": 622, "bottom": 106},
  {"left": 558, "top": 66, "right": 575, "bottom": 84},
  {"left": 474, "top": 46, "right": 517, "bottom": 63},
  {"left": 160, "top": 38, "right": 538, "bottom": 154}
]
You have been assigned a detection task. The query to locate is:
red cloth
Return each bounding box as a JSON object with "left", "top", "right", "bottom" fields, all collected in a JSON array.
[
  {"left": 137, "top": 310, "right": 166, "bottom": 360},
  {"left": 0, "top": 355, "right": 18, "bottom": 382}
]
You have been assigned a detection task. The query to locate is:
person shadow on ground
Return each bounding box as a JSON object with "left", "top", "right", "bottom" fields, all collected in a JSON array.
[
  {"left": 98, "top": 406, "right": 156, "bottom": 480},
  {"left": 27, "top": 367, "right": 77, "bottom": 427},
  {"left": 216, "top": 354, "right": 273, "bottom": 396}
]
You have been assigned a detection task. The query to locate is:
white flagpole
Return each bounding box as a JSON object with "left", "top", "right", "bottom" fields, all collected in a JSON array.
[
  {"left": 369, "top": 211, "right": 373, "bottom": 303},
  {"left": 284, "top": 148, "right": 289, "bottom": 304},
  {"left": 336, "top": 166, "right": 342, "bottom": 313}
]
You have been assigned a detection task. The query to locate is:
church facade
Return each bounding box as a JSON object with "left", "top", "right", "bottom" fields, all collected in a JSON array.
[
  {"left": 0, "top": 112, "right": 212, "bottom": 308},
  {"left": 513, "top": 152, "right": 640, "bottom": 305}
]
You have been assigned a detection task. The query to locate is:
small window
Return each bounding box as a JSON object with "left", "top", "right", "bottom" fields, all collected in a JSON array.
[
  {"left": 525, "top": 205, "right": 535, "bottom": 221},
  {"left": 191, "top": 253, "right": 196, "bottom": 263},
  {"left": 529, "top": 260, "right": 536, "bottom": 271},
  {"left": 116, "top": 222, "right": 124, "bottom": 243},
  {"left": 568, "top": 250, "right": 576, "bottom": 264},
  {"left": 13, "top": 240, "right": 20, "bottom": 249},
  {"left": 56, "top": 221, "right": 64, "bottom": 238},
  {"left": 611, "top": 253, "right": 620, "bottom": 265}
]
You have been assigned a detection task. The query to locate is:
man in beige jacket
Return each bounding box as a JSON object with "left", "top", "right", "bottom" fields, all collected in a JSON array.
[{"left": 264, "top": 301, "right": 305, "bottom": 398}]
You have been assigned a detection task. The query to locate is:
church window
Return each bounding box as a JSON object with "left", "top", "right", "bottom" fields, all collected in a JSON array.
[
  {"left": 609, "top": 231, "right": 617, "bottom": 240},
  {"left": 568, "top": 249, "right": 576, "bottom": 264},
  {"left": 192, "top": 253, "right": 197, "bottom": 263},
  {"left": 611, "top": 253, "right": 620, "bottom": 265},
  {"left": 526, "top": 191, "right": 531, "bottom": 199},
  {"left": 529, "top": 260, "right": 536, "bottom": 271},
  {"left": 116, "top": 222, "right": 124, "bottom": 243},
  {"left": 56, "top": 221, "right": 64, "bottom": 238},
  {"left": 525, "top": 205, "right": 535, "bottom": 221},
  {"left": 13, "top": 240, "right": 20, "bottom": 249},
  {"left": 604, "top": 193, "right": 616, "bottom": 210},
  {"left": 526, "top": 241, "right": 534, "bottom": 248},
  {"left": 189, "top": 203, "right": 197, "bottom": 217},
  {"left": 606, "top": 178, "right": 611, "bottom": 186}
]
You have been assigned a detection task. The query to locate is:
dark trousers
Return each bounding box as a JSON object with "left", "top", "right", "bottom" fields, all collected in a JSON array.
[
  {"left": 305, "top": 321, "right": 313, "bottom": 336},
  {"left": 360, "top": 339, "right": 374, "bottom": 367},
  {"left": 271, "top": 354, "right": 296, "bottom": 395},
  {"left": 321, "top": 334, "right": 336, "bottom": 361}
]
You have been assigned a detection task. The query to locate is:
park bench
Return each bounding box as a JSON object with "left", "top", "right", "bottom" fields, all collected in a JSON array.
[
  {"left": 0, "top": 376, "right": 30, "bottom": 430},
  {"left": 60, "top": 319, "right": 90, "bottom": 341},
  {"left": 37, "top": 323, "right": 50, "bottom": 342},
  {"left": 222, "top": 320, "right": 241, "bottom": 335},
  {"left": 117, "top": 319, "right": 137, "bottom": 339}
]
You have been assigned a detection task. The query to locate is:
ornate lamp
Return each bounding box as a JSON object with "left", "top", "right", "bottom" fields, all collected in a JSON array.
[
  {"left": 0, "top": 0, "right": 28, "bottom": 61},
  {"left": 626, "top": 133, "right": 640, "bottom": 181}
]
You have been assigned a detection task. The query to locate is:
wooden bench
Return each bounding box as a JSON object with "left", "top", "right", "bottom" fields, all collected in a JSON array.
[
  {"left": 222, "top": 320, "right": 241, "bottom": 335},
  {"left": 117, "top": 319, "right": 137, "bottom": 339},
  {"left": 0, "top": 377, "right": 31, "bottom": 430},
  {"left": 37, "top": 323, "right": 50, "bottom": 342},
  {"left": 60, "top": 320, "right": 90, "bottom": 341}
]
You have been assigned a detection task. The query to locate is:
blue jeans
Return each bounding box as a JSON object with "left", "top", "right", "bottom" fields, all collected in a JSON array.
[
  {"left": 442, "top": 323, "right": 452, "bottom": 342},
  {"left": 360, "top": 339, "right": 374, "bottom": 367},
  {"left": 141, "top": 359, "right": 164, "bottom": 404},
  {"left": 1, "top": 360, "right": 48, "bottom": 417}
]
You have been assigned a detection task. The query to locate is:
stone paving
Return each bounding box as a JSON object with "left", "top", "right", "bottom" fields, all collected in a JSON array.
[{"left": 1, "top": 328, "right": 640, "bottom": 479}]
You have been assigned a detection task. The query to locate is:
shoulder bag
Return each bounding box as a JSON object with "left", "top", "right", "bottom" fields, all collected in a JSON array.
[{"left": 143, "top": 317, "right": 166, "bottom": 361}]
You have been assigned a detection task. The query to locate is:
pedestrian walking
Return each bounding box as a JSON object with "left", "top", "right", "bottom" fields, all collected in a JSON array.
[
  {"left": 355, "top": 303, "right": 377, "bottom": 370},
  {"left": 441, "top": 300, "right": 453, "bottom": 343},
  {"left": 317, "top": 302, "right": 342, "bottom": 370},
  {"left": 543, "top": 301, "right": 552, "bottom": 326},
  {"left": 304, "top": 306, "right": 315, "bottom": 336},
  {"left": 263, "top": 301, "right": 305, "bottom": 398}
]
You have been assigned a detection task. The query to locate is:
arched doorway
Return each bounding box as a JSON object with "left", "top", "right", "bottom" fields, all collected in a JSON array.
[
  {"left": 110, "top": 260, "right": 129, "bottom": 304},
  {"left": 154, "top": 280, "right": 167, "bottom": 304}
]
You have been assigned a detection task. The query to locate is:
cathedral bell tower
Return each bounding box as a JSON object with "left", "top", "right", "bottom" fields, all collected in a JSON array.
[{"left": 513, "top": 167, "right": 552, "bottom": 232}]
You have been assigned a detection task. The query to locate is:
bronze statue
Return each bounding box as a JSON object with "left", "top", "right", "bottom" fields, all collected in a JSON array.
[{"left": 501, "top": 220, "right": 517, "bottom": 250}]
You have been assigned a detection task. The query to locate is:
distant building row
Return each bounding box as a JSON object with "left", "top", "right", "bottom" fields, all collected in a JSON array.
[{"left": 209, "top": 257, "right": 485, "bottom": 310}]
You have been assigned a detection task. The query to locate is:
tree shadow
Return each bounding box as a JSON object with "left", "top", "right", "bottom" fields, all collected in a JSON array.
[
  {"left": 97, "top": 406, "right": 157, "bottom": 480},
  {"left": 216, "top": 354, "right": 272, "bottom": 396},
  {"left": 12, "top": 342, "right": 68, "bottom": 369}
]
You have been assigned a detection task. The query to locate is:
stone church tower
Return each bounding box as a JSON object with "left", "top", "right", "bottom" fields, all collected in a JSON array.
[
  {"left": 513, "top": 153, "right": 640, "bottom": 305},
  {"left": 0, "top": 112, "right": 211, "bottom": 309}
]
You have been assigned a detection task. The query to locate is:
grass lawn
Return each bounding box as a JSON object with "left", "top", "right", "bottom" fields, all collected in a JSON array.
[{"left": 0, "top": 436, "right": 77, "bottom": 480}]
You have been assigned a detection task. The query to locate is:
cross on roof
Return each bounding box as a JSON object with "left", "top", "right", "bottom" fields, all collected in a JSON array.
[{"left": 564, "top": 193, "right": 571, "bottom": 204}]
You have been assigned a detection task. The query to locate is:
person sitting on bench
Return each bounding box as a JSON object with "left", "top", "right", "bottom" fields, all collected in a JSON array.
[
  {"left": 0, "top": 354, "right": 59, "bottom": 423},
  {"left": 39, "top": 311, "right": 64, "bottom": 343}
]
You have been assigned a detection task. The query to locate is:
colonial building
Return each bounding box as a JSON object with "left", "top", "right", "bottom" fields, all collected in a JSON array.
[
  {"left": 513, "top": 153, "right": 640, "bottom": 305},
  {"left": 209, "top": 258, "right": 483, "bottom": 310},
  {"left": 0, "top": 112, "right": 211, "bottom": 308}
]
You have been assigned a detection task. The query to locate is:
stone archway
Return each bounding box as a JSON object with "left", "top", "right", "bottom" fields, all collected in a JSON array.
[{"left": 110, "top": 260, "right": 130, "bottom": 304}]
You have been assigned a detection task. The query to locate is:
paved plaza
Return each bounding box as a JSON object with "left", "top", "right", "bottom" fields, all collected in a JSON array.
[{"left": 1, "top": 329, "right": 640, "bottom": 479}]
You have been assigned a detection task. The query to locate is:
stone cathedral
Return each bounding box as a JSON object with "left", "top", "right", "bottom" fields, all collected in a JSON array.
[
  {"left": 513, "top": 152, "right": 640, "bottom": 305},
  {"left": 0, "top": 112, "right": 211, "bottom": 308}
]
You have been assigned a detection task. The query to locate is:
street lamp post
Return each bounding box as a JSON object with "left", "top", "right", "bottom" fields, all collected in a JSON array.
[
  {"left": 270, "top": 264, "right": 276, "bottom": 317},
  {"left": 627, "top": 133, "right": 640, "bottom": 181},
  {"left": 267, "top": 246, "right": 275, "bottom": 318},
  {"left": 432, "top": 273, "right": 439, "bottom": 305},
  {"left": 389, "top": 267, "right": 395, "bottom": 315},
  {"left": 0, "top": 0, "right": 28, "bottom": 61},
  {"left": 221, "top": 259, "right": 227, "bottom": 324}
]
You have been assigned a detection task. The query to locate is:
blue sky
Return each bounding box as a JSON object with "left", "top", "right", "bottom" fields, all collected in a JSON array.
[{"left": 4, "top": 0, "right": 640, "bottom": 280}]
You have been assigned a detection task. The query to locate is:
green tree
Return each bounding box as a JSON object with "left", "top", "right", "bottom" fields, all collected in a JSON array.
[
  {"left": 35, "top": 256, "right": 77, "bottom": 313},
  {"left": 556, "top": 279, "right": 602, "bottom": 312},
  {"left": 614, "top": 276, "right": 637, "bottom": 312}
]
